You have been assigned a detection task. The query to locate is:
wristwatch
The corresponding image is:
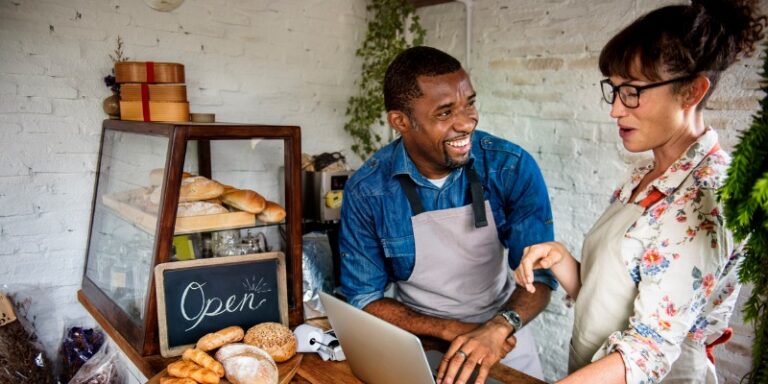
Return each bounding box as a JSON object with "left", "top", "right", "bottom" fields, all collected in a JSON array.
[{"left": 498, "top": 309, "right": 523, "bottom": 335}]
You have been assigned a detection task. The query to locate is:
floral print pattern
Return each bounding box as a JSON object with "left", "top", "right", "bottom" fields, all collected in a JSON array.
[{"left": 597, "top": 129, "right": 743, "bottom": 383}]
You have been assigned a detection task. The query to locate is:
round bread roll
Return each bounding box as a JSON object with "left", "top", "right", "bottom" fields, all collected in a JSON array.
[
  {"left": 243, "top": 322, "right": 297, "bottom": 362},
  {"left": 256, "top": 201, "right": 286, "bottom": 224},
  {"left": 177, "top": 202, "right": 229, "bottom": 217},
  {"left": 221, "top": 189, "right": 266, "bottom": 214},
  {"left": 179, "top": 176, "right": 225, "bottom": 202},
  {"left": 220, "top": 354, "right": 277, "bottom": 384}
]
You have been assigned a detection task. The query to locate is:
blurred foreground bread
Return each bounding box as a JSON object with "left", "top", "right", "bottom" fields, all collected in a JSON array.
[
  {"left": 243, "top": 322, "right": 296, "bottom": 362},
  {"left": 256, "top": 201, "right": 286, "bottom": 224},
  {"left": 182, "top": 348, "right": 225, "bottom": 377},
  {"left": 159, "top": 377, "right": 197, "bottom": 384},
  {"left": 167, "top": 360, "right": 219, "bottom": 384},
  {"left": 179, "top": 176, "right": 225, "bottom": 202},
  {"left": 196, "top": 326, "right": 244, "bottom": 351},
  {"left": 221, "top": 190, "right": 266, "bottom": 214},
  {"left": 215, "top": 343, "right": 277, "bottom": 384}
]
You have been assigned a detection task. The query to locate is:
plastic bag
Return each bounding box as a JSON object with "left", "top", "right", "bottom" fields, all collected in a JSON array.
[
  {"left": 58, "top": 326, "right": 105, "bottom": 383},
  {"left": 68, "top": 343, "right": 123, "bottom": 384}
]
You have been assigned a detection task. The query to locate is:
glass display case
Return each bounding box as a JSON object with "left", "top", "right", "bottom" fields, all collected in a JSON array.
[{"left": 78, "top": 120, "right": 302, "bottom": 372}]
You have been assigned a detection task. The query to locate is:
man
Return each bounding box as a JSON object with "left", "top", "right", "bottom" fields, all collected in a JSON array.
[{"left": 339, "top": 46, "right": 556, "bottom": 384}]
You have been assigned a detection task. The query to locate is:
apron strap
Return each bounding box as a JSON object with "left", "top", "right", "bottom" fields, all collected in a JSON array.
[{"left": 396, "top": 166, "right": 488, "bottom": 228}]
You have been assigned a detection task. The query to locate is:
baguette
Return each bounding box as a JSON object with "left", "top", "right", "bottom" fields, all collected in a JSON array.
[
  {"left": 221, "top": 189, "right": 266, "bottom": 214},
  {"left": 159, "top": 377, "right": 197, "bottom": 384},
  {"left": 179, "top": 176, "right": 225, "bottom": 202},
  {"left": 182, "top": 348, "right": 225, "bottom": 377},
  {"left": 167, "top": 360, "right": 220, "bottom": 384},
  {"left": 196, "top": 325, "right": 245, "bottom": 351},
  {"left": 256, "top": 201, "right": 286, "bottom": 224}
]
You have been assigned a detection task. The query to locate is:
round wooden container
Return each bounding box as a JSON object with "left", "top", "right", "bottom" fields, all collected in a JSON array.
[
  {"left": 119, "top": 100, "right": 190, "bottom": 122},
  {"left": 115, "top": 61, "right": 185, "bottom": 84},
  {"left": 120, "top": 84, "right": 187, "bottom": 102}
]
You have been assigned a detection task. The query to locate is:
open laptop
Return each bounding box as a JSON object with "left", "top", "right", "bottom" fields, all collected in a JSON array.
[{"left": 319, "top": 291, "right": 502, "bottom": 384}]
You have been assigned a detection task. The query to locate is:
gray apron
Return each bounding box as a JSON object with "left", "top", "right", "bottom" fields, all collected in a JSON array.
[
  {"left": 394, "top": 166, "right": 544, "bottom": 379},
  {"left": 571, "top": 144, "right": 721, "bottom": 382}
]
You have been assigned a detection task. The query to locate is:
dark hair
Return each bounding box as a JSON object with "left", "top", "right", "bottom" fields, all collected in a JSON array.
[
  {"left": 599, "top": 0, "right": 766, "bottom": 108},
  {"left": 384, "top": 46, "right": 462, "bottom": 113}
]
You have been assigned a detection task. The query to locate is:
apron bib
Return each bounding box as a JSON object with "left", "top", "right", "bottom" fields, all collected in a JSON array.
[{"left": 395, "top": 166, "right": 544, "bottom": 379}]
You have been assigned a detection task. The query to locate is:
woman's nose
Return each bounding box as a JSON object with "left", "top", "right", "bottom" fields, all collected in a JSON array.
[{"left": 610, "top": 96, "right": 627, "bottom": 118}]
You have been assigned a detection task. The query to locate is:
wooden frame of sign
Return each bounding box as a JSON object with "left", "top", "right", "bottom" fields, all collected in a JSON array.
[{"left": 154, "top": 252, "right": 288, "bottom": 357}]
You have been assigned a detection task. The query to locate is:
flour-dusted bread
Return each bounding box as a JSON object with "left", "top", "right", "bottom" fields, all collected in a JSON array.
[
  {"left": 196, "top": 326, "right": 245, "bottom": 352},
  {"left": 214, "top": 344, "right": 277, "bottom": 384},
  {"left": 221, "top": 189, "right": 266, "bottom": 214},
  {"left": 176, "top": 201, "right": 229, "bottom": 217},
  {"left": 179, "top": 176, "right": 225, "bottom": 202},
  {"left": 255, "top": 201, "right": 286, "bottom": 224},
  {"left": 243, "top": 322, "right": 297, "bottom": 362}
]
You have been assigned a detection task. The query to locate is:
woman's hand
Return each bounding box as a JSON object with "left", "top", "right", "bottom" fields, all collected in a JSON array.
[{"left": 515, "top": 242, "right": 571, "bottom": 294}]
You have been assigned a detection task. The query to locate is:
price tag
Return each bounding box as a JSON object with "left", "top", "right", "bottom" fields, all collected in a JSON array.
[{"left": 0, "top": 293, "right": 17, "bottom": 327}]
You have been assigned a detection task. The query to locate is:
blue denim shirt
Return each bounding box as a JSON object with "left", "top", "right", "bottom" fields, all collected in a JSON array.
[{"left": 339, "top": 130, "right": 557, "bottom": 309}]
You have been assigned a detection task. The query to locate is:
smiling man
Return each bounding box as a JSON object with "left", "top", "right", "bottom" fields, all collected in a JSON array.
[{"left": 338, "top": 46, "right": 555, "bottom": 383}]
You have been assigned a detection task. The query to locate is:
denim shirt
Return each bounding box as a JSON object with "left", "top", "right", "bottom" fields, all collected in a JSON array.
[{"left": 339, "top": 130, "right": 558, "bottom": 310}]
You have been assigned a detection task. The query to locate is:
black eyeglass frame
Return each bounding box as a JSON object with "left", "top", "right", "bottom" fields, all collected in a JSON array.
[{"left": 600, "top": 75, "right": 696, "bottom": 109}]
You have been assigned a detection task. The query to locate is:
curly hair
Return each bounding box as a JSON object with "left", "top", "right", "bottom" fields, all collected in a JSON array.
[{"left": 384, "top": 46, "right": 462, "bottom": 113}]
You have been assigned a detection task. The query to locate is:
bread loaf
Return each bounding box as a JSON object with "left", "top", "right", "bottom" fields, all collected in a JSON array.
[
  {"left": 256, "top": 201, "right": 286, "bottom": 224},
  {"left": 243, "top": 322, "right": 297, "bottom": 362},
  {"left": 176, "top": 201, "right": 229, "bottom": 217},
  {"left": 149, "top": 168, "right": 192, "bottom": 187},
  {"left": 179, "top": 176, "right": 225, "bottom": 202},
  {"left": 196, "top": 326, "right": 244, "bottom": 351},
  {"left": 221, "top": 190, "right": 266, "bottom": 214},
  {"left": 182, "top": 348, "right": 225, "bottom": 377},
  {"left": 166, "top": 360, "right": 220, "bottom": 384},
  {"left": 220, "top": 354, "right": 278, "bottom": 384},
  {"left": 159, "top": 377, "right": 197, "bottom": 384}
]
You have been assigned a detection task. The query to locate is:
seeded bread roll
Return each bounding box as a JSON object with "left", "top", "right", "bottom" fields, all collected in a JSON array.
[
  {"left": 243, "top": 322, "right": 296, "bottom": 362},
  {"left": 176, "top": 201, "right": 229, "bottom": 217},
  {"left": 179, "top": 176, "right": 225, "bottom": 202},
  {"left": 256, "top": 201, "right": 286, "bottom": 224},
  {"left": 196, "top": 326, "right": 244, "bottom": 352},
  {"left": 221, "top": 189, "right": 266, "bottom": 214}
]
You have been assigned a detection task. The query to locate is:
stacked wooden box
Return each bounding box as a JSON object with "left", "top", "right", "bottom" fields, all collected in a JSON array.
[{"left": 116, "top": 61, "right": 190, "bottom": 122}]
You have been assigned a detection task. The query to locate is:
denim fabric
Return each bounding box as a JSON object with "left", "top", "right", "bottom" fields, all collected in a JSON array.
[{"left": 339, "top": 130, "right": 557, "bottom": 309}]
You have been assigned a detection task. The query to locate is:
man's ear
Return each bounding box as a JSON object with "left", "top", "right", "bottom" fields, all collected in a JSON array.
[
  {"left": 682, "top": 75, "right": 711, "bottom": 109},
  {"left": 387, "top": 110, "right": 411, "bottom": 135}
]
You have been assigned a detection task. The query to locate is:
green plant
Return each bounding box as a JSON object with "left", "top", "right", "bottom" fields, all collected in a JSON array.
[
  {"left": 719, "top": 43, "right": 768, "bottom": 384},
  {"left": 344, "top": 0, "right": 426, "bottom": 160}
]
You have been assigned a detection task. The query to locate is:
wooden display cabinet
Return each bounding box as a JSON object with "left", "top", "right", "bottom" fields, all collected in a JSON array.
[{"left": 78, "top": 120, "right": 303, "bottom": 376}]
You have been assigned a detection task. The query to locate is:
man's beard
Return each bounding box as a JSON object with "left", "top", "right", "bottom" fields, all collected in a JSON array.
[{"left": 409, "top": 115, "right": 469, "bottom": 170}]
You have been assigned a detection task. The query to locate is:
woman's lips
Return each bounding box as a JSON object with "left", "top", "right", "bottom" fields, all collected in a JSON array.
[{"left": 619, "top": 125, "right": 635, "bottom": 139}]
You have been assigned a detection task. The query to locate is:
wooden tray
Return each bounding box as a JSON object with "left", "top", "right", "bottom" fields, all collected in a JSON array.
[
  {"left": 146, "top": 353, "right": 302, "bottom": 384},
  {"left": 102, "top": 189, "right": 257, "bottom": 235},
  {"left": 120, "top": 100, "right": 190, "bottom": 122},
  {"left": 121, "top": 84, "right": 188, "bottom": 102},
  {"left": 116, "top": 61, "right": 185, "bottom": 84}
]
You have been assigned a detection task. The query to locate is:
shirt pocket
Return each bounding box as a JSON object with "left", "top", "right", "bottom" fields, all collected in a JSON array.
[{"left": 381, "top": 235, "right": 416, "bottom": 281}]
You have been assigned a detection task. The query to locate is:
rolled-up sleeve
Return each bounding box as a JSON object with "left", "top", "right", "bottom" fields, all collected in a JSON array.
[{"left": 338, "top": 189, "right": 389, "bottom": 309}]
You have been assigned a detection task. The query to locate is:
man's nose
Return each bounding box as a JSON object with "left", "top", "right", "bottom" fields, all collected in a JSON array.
[{"left": 455, "top": 108, "right": 477, "bottom": 132}]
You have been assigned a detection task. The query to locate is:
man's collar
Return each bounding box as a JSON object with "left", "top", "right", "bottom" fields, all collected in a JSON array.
[{"left": 391, "top": 137, "right": 476, "bottom": 185}]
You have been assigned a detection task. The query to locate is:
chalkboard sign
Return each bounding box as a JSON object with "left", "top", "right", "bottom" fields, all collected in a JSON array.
[{"left": 154, "top": 252, "right": 288, "bottom": 357}]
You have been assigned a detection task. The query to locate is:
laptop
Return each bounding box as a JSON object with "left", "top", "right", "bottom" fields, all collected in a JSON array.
[{"left": 319, "top": 291, "right": 502, "bottom": 384}]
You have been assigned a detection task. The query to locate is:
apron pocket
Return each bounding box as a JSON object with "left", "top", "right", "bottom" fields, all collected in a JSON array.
[{"left": 381, "top": 235, "right": 415, "bottom": 281}]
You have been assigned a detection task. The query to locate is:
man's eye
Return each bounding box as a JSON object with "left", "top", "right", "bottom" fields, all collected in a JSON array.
[{"left": 437, "top": 110, "right": 451, "bottom": 118}]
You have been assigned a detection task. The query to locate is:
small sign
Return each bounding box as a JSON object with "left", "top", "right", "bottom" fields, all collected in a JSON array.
[
  {"left": 0, "top": 293, "right": 17, "bottom": 327},
  {"left": 154, "top": 252, "right": 288, "bottom": 357}
]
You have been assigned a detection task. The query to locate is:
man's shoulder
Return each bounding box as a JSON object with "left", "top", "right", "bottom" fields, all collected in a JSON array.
[
  {"left": 473, "top": 130, "right": 529, "bottom": 163},
  {"left": 345, "top": 141, "right": 398, "bottom": 197}
]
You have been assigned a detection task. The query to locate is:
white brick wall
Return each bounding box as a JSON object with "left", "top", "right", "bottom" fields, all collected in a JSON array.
[
  {"left": 0, "top": 0, "right": 760, "bottom": 382},
  {"left": 419, "top": 0, "right": 761, "bottom": 382}
]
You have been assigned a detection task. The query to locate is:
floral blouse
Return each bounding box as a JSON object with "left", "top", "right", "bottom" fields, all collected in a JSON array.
[{"left": 593, "top": 129, "right": 742, "bottom": 383}]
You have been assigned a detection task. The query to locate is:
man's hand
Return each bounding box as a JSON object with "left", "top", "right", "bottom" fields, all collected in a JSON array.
[{"left": 436, "top": 316, "right": 514, "bottom": 384}]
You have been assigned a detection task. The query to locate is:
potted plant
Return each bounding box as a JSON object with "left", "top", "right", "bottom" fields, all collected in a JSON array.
[
  {"left": 719, "top": 43, "right": 768, "bottom": 383},
  {"left": 344, "top": 0, "right": 426, "bottom": 160}
]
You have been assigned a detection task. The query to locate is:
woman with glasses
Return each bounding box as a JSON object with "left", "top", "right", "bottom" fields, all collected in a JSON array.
[{"left": 514, "top": 1, "right": 765, "bottom": 383}]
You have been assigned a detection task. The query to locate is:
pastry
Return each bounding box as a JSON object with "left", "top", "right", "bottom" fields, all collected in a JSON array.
[
  {"left": 196, "top": 326, "right": 244, "bottom": 351},
  {"left": 176, "top": 201, "right": 229, "bottom": 217},
  {"left": 221, "top": 190, "right": 266, "bottom": 214},
  {"left": 243, "top": 322, "right": 297, "bottom": 362},
  {"left": 256, "top": 201, "right": 286, "bottom": 224},
  {"left": 182, "top": 348, "right": 225, "bottom": 377},
  {"left": 179, "top": 176, "right": 225, "bottom": 202},
  {"left": 159, "top": 377, "right": 197, "bottom": 384},
  {"left": 166, "top": 360, "right": 219, "bottom": 384}
]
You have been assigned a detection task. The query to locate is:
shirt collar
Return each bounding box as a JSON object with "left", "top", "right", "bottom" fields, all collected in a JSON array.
[
  {"left": 390, "top": 137, "right": 476, "bottom": 186},
  {"left": 618, "top": 128, "right": 720, "bottom": 202}
]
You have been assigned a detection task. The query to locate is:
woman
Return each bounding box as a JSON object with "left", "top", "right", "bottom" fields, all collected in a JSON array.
[{"left": 514, "top": 1, "right": 766, "bottom": 383}]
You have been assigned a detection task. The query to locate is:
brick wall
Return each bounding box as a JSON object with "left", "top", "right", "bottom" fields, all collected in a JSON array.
[
  {"left": 418, "top": 0, "right": 761, "bottom": 381},
  {"left": 0, "top": 0, "right": 760, "bottom": 382}
]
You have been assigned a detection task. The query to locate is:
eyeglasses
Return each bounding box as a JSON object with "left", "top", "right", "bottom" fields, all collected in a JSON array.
[{"left": 600, "top": 75, "right": 695, "bottom": 109}]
